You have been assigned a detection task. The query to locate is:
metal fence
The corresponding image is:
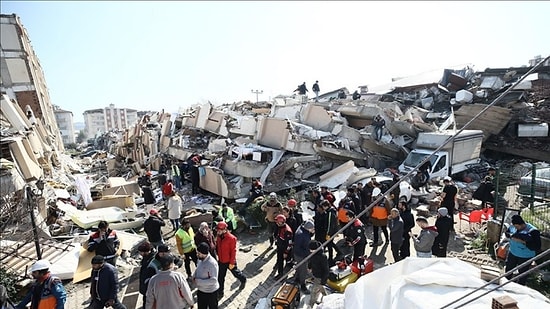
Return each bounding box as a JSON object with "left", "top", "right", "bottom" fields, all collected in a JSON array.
[{"left": 510, "top": 163, "right": 550, "bottom": 237}]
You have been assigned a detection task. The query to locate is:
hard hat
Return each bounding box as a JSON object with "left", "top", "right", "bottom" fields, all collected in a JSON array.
[
  {"left": 30, "top": 259, "right": 51, "bottom": 272},
  {"left": 217, "top": 221, "right": 228, "bottom": 230},
  {"left": 275, "top": 214, "right": 286, "bottom": 223},
  {"left": 372, "top": 188, "right": 382, "bottom": 196},
  {"left": 287, "top": 199, "right": 297, "bottom": 207},
  {"left": 269, "top": 192, "right": 277, "bottom": 199},
  {"left": 443, "top": 176, "right": 452, "bottom": 182}
]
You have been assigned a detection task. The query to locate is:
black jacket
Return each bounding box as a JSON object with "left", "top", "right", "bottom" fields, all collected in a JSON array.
[
  {"left": 400, "top": 207, "right": 415, "bottom": 236},
  {"left": 433, "top": 216, "right": 453, "bottom": 247},
  {"left": 143, "top": 215, "right": 166, "bottom": 242},
  {"left": 139, "top": 249, "right": 156, "bottom": 295},
  {"left": 90, "top": 263, "right": 119, "bottom": 301},
  {"left": 308, "top": 251, "right": 329, "bottom": 284}
]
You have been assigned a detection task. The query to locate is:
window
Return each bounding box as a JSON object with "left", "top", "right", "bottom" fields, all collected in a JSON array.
[{"left": 433, "top": 155, "right": 447, "bottom": 173}]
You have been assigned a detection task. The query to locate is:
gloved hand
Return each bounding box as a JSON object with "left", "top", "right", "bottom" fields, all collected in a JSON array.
[
  {"left": 229, "top": 264, "right": 235, "bottom": 270},
  {"left": 325, "top": 235, "right": 330, "bottom": 241}
]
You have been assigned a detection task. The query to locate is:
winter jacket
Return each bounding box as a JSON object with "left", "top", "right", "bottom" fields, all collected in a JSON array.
[
  {"left": 261, "top": 200, "right": 283, "bottom": 222},
  {"left": 90, "top": 263, "right": 119, "bottom": 301},
  {"left": 144, "top": 215, "right": 166, "bottom": 243},
  {"left": 337, "top": 197, "right": 356, "bottom": 223},
  {"left": 412, "top": 226, "right": 439, "bottom": 253},
  {"left": 344, "top": 219, "right": 366, "bottom": 246},
  {"left": 162, "top": 182, "right": 173, "bottom": 196},
  {"left": 139, "top": 249, "right": 156, "bottom": 295},
  {"left": 194, "top": 230, "right": 217, "bottom": 258},
  {"left": 216, "top": 231, "right": 238, "bottom": 264},
  {"left": 193, "top": 254, "right": 219, "bottom": 293},
  {"left": 142, "top": 186, "right": 155, "bottom": 205},
  {"left": 167, "top": 195, "right": 182, "bottom": 220},
  {"left": 293, "top": 226, "right": 313, "bottom": 258},
  {"left": 433, "top": 216, "right": 453, "bottom": 248},
  {"left": 16, "top": 273, "right": 66, "bottom": 309},
  {"left": 275, "top": 223, "right": 294, "bottom": 254},
  {"left": 221, "top": 206, "right": 237, "bottom": 230},
  {"left": 145, "top": 270, "right": 193, "bottom": 309},
  {"left": 389, "top": 216, "right": 404, "bottom": 246},
  {"left": 308, "top": 251, "right": 329, "bottom": 285},
  {"left": 87, "top": 229, "right": 119, "bottom": 260},
  {"left": 286, "top": 215, "right": 299, "bottom": 234},
  {"left": 369, "top": 200, "right": 391, "bottom": 227},
  {"left": 314, "top": 210, "right": 328, "bottom": 243},
  {"left": 400, "top": 208, "right": 415, "bottom": 235},
  {"left": 508, "top": 223, "right": 541, "bottom": 258}
]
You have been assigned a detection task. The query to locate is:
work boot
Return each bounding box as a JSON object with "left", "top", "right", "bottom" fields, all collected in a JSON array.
[{"left": 240, "top": 278, "right": 247, "bottom": 290}]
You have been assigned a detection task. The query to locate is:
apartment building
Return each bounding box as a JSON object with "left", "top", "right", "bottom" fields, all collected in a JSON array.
[
  {"left": 0, "top": 13, "right": 64, "bottom": 151},
  {"left": 83, "top": 103, "right": 138, "bottom": 137},
  {"left": 53, "top": 106, "right": 76, "bottom": 144}
]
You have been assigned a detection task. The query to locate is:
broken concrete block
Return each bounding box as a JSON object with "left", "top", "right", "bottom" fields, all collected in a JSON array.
[
  {"left": 480, "top": 76, "right": 505, "bottom": 90},
  {"left": 456, "top": 90, "right": 473, "bottom": 103},
  {"left": 517, "top": 123, "right": 548, "bottom": 137}
]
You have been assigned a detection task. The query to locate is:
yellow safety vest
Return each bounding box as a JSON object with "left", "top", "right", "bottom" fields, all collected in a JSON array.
[{"left": 176, "top": 228, "right": 196, "bottom": 253}]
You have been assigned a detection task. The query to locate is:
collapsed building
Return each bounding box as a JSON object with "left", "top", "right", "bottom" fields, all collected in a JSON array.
[{"left": 1, "top": 11, "right": 550, "bottom": 288}]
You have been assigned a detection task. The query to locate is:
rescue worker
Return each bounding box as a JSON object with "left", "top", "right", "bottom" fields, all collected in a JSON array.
[
  {"left": 274, "top": 214, "right": 294, "bottom": 280},
  {"left": 343, "top": 210, "right": 367, "bottom": 262},
  {"left": 16, "top": 260, "right": 67, "bottom": 309},
  {"left": 261, "top": 192, "right": 283, "bottom": 248},
  {"left": 175, "top": 218, "right": 198, "bottom": 277}
]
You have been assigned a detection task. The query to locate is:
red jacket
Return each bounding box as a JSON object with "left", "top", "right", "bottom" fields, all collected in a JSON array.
[
  {"left": 162, "top": 182, "right": 173, "bottom": 195},
  {"left": 216, "top": 232, "right": 238, "bottom": 264}
]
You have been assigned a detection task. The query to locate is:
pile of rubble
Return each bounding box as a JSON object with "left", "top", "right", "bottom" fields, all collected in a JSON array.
[{"left": 1, "top": 60, "right": 549, "bottom": 283}]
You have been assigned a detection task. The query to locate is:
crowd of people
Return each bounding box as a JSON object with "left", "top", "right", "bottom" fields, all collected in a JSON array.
[{"left": 10, "top": 166, "right": 543, "bottom": 309}]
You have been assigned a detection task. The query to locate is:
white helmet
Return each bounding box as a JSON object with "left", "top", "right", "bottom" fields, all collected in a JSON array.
[
  {"left": 30, "top": 259, "right": 51, "bottom": 272},
  {"left": 372, "top": 188, "right": 382, "bottom": 196},
  {"left": 269, "top": 192, "right": 277, "bottom": 199}
]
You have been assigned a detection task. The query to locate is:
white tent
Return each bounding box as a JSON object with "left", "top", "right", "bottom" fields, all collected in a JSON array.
[{"left": 344, "top": 257, "right": 549, "bottom": 308}]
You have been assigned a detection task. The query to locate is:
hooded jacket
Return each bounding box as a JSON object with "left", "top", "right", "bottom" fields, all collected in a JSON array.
[{"left": 413, "top": 226, "right": 439, "bottom": 253}]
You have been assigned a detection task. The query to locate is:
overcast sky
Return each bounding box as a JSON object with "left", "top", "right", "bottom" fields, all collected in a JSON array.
[{"left": 2, "top": 1, "right": 549, "bottom": 123}]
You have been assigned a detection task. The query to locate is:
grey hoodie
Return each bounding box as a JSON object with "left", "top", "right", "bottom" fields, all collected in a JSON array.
[{"left": 413, "top": 226, "right": 439, "bottom": 253}]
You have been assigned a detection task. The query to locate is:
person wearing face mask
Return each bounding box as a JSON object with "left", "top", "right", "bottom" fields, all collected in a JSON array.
[
  {"left": 193, "top": 242, "right": 219, "bottom": 309},
  {"left": 195, "top": 222, "right": 217, "bottom": 259}
]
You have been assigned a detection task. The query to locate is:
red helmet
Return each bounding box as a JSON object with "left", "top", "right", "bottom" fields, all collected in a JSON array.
[
  {"left": 287, "top": 199, "right": 297, "bottom": 207},
  {"left": 275, "top": 214, "right": 286, "bottom": 223},
  {"left": 217, "top": 221, "right": 228, "bottom": 230}
]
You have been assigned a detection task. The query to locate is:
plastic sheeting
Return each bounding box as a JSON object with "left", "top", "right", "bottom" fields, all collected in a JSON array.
[
  {"left": 344, "top": 257, "right": 549, "bottom": 309},
  {"left": 74, "top": 174, "right": 93, "bottom": 206}
]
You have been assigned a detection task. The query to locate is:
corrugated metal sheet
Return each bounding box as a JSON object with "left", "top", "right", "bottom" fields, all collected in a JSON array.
[{"left": 0, "top": 238, "right": 76, "bottom": 277}]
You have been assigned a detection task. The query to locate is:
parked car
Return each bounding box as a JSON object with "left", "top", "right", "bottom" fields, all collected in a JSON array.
[{"left": 518, "top": 167, "right": 550, "bottom": 201}]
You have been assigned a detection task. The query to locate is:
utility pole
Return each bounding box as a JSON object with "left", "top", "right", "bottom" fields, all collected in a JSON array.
[
  {"left": 251, "top": 89, "right": 263, "bottom": 104},
  {"left": 26, "top": 182, "right": 43, "bottom": 260}
]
